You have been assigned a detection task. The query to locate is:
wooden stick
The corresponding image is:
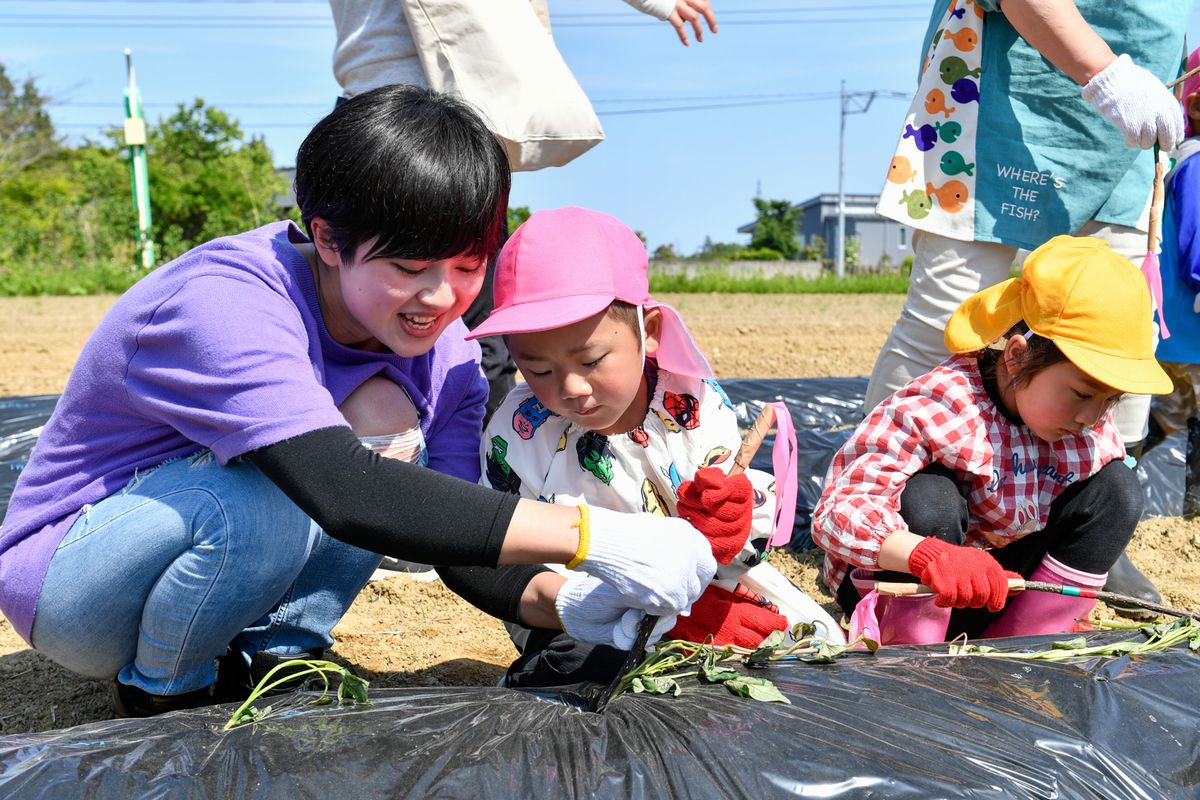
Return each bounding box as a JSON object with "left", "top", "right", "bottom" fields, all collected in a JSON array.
[
  {"left": 1147, "top": 144, "right": 1165, "bottom": 254},
  {"left": 868, "top": 578, "right": 1200, "bottom": 621},
  {"left": 1167, "top": 63, "right": 1200, "bottom": 89},
  {"left": 731, "top": 404, "right": 776, "bottom": 476}
]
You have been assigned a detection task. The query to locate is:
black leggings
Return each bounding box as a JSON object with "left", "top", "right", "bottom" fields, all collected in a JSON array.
[{"left": 836, "top": 460, "right": 1142, "bottom": 638}]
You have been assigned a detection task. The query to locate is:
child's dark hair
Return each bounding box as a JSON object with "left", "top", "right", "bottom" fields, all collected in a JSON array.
[
  {"left": 293, "top": 85, "right": 511, "bottom": 263},
  {"left": 978, "top": 321, "right": 1066, "bottom": 389},
  {"left": 606, "top": 300, "right": 641, "bottom": 332}
]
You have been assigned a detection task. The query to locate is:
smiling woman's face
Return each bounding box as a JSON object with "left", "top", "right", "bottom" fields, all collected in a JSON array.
[{"left": 309, "top": 220, "right": 486, "bottom": 356}]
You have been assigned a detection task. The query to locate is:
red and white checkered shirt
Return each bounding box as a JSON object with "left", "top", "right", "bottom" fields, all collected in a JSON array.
[{"left": 812, "top": 355, "right": 1126, "bottom": 594}]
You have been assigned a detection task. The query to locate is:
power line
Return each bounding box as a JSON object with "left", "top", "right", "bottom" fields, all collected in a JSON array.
[
  {"left": 50, "top": 91, "right": 859, "bottom": 110},
  {"left": 52, "top": 89, "right": 911, "bottom": 129},
  {"left": 0, "top": 10, "right": 925, "bottom": 28}
]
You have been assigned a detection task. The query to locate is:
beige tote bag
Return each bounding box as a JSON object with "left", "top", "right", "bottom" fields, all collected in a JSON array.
[{"left": 402, "top": 0, "right": 606, "bottom": 172}]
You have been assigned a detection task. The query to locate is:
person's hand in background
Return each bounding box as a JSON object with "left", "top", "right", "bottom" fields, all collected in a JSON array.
[{"left": 667, "top": 0, "right": 717, "bottom": 46}]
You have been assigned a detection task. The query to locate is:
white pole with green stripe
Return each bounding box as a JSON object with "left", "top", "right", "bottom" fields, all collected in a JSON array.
[{"left": 123, "top": 48, "right": 155, "bottom": 270}]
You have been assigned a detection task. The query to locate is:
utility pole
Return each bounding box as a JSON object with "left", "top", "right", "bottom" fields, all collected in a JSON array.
[
  {"left": 836, "top": 81, "right": 876, "bottom": 279},
  {"left": 123, "top": 49, "right": 155, "bottom": 270},
  {"left": 835, "top": 85, "right": 909, "bottom": 278}
]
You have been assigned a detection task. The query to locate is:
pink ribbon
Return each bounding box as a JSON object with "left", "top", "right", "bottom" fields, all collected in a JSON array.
[
  {"left": 1142, "top": 252, "right": 1171, "bottom": 340},
  {"left": 847, "top": 589, "right": 881, "bottom": 650},
  {"left": 767, "top": 401, "right": 798, "bottom": 548}
]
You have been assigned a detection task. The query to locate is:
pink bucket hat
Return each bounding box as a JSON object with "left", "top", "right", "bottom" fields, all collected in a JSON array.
[
  {"left": 466, "top": 206, "right": 713, "bottom": 379},
  {"left": 1183, "top": 47, "right": 1200, "bottom": 138}
]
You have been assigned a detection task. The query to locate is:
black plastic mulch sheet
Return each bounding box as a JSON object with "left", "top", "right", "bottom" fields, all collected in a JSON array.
[{"left": 1, "top": 631, "right": 1198, "bottom": 798}]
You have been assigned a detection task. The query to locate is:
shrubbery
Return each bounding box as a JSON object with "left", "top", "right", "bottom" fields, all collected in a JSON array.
[{"left": 0, "top": 64, "right": 289, "bottom": 294}]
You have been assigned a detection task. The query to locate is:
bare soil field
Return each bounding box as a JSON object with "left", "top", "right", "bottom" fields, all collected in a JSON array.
[{"left": 0, "top": 293, "right": 1195, "bottom": 735}]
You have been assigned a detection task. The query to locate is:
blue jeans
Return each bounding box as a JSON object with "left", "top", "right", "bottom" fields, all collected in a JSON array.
[{"left": 30, "top": 451, "right": 382, "bottom": 695}]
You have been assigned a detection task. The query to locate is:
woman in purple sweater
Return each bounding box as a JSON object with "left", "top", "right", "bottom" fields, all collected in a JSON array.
[{"left": 0, "top": 86, "right": 716, "bottom": 717}]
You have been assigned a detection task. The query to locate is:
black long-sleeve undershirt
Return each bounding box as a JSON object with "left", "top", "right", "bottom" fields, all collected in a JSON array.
[{"left": 245, "top": 425, "right": 518, "bottom": 567}]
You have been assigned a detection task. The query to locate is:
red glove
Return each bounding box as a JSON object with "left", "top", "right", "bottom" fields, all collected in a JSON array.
[
  {"left": 666, "top": 585, "right": 787, "bottom": 648},
  {"left": 675, "top": 467, "right": 754, "bottom": 564},
  {"left": 907, "top": 537, "right": 1019, "bottom": 612}
]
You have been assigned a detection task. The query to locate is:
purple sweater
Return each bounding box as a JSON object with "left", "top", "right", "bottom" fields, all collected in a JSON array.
[{"left": 0, "top": 222, "right": 486, "bottom": 642}]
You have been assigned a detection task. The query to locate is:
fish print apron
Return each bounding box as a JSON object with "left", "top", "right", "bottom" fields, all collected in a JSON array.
[
  {"left": 877, "top": 0, "right": 1191, "bottom": 251},
  {"left": 878, "top": 0, "right": 983, "bottom": 241}
]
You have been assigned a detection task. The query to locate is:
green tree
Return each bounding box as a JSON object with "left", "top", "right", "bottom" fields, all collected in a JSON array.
[
  {"left": 651, "top": 243, "right": 679, "bottom": 260},
  {"left": 147, "top": 100, "right": 286, "bottom": 260},
  {"left": 749, "top": 198, "right": 800, "bottom": 259},
  {"left": 507, "top": 205, "right": 530, "bottom": 235},
  {"left": 800, "top": 235, "right": 827, "bottom": 262},
  {"left": 0, "top": 63, "right": 60, "bottom": 189},
  {"left": 693, "top": 236, "right": 745, "bottom": 261}
]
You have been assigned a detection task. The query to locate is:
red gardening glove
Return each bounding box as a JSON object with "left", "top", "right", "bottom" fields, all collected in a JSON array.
[
  {"left": 675, "top": 467, "right": 754, "bottom": 564},
  {"left": 666, "top": 584, "right": 788, "bottom": 648},
  {"left": 907, "top": 537, "right": 1019, "bottom": 612}
]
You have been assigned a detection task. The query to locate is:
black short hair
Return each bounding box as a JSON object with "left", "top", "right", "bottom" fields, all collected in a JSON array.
[
  {"left": 978, "top": 321, "right": 1068, "bottom": 390},
  {"left": 606, "top": 300, "right": 641, "bottom": 332},
  {"left": 294, "top": 85, "right": 510, "bottom": 263}
]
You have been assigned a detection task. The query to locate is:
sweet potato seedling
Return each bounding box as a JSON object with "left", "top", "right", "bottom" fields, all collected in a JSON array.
[
  {"left": 612, "top": 623, "right": 879, "bottom": 705},
  {"left": 223, "top": 658, "right": 370, "bottom": 730}
]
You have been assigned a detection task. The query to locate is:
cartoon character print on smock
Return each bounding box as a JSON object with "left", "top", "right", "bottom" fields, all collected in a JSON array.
[
  {"left": 485, "top": 435, "right": 522, "bottom": 494},
  {"left": 513, "top": 395, "right": 554, "bottom": 440},
  {"left": 878, "top": 0, "right": 982, "bottom": 238},
  {"left": 576, "top": 430, "right": 615, "bottom": 485},
  {"left": 663, "top": 390, "right": 701, "bottom": 430}
]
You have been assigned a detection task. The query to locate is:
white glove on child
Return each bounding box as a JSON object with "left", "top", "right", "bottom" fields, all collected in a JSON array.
[
  {"left": 1082, "top": 54, "right": 1185, "bottom": 150},
  {"left": 574, "top": 505, "right": 716, "bottom": 617},
  {"left": 555, "top": 573, "right": 678, "bottom": 648}
]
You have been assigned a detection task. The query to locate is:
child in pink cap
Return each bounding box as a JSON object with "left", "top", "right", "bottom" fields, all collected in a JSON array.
[{"left": 466, "top": 206, "right": 840, "bottom": 692}]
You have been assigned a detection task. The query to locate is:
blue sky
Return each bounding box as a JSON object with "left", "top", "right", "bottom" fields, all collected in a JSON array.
[{"left": 3, "top": 1, "right": 1200, "bottom": 254}]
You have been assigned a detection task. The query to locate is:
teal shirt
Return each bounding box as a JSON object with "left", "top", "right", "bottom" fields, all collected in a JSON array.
[{"left": 886, "top": 0, "right": 1191, "bottom": 250}]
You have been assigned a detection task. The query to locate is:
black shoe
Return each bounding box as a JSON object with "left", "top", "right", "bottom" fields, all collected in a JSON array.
[
  {"left": 112, "top": 680, "right": 218, "bottom": 718},
  {"left": 1102, "top": 552, "right": 1162, "bottom": 620}
]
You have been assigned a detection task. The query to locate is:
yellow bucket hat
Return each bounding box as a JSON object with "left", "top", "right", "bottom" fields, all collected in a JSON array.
[{"left": 944, "top": 235, "right": 1173, "bottom": 395}]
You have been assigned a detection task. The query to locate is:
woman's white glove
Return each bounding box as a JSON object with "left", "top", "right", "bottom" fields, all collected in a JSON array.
[
  {"left": 555, "top": 573, "right": 678, "bottom": 648},
  {"left": 1082, "top": 54, "right": 1184, "bottom": 150},
  {"left": 573, "top": 505, "right": 716, "bottom": 616}
]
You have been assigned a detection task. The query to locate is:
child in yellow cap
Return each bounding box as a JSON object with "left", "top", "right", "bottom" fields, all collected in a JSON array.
[{"left": 812, "top": 235, "right": 1173, "bottom": 644}]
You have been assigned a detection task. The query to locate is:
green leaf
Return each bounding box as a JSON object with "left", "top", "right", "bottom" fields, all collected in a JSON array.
[
  {"left": 723, "top": 676, "right": 790, "bottom": 704},
  {"left": 791, "top": 622, "right": 816, "bottom": 641},
  {"left": 701, "top": 663, "right": 740, "bottom": 683},
  {"left": 1051, "top": 637, "right": 1089, "bottom": 650},
  {"left": 632, "top": 676, "right": 681, "bottom": 696},
  {"left": 339, "top": 672, "right": 371, "bottom": 705},
  {"left": 759, "top": 629, "right": 786, "bottom": 650},
  {"left": 747, "top": 630, "right": 786, "bottom": 665}
]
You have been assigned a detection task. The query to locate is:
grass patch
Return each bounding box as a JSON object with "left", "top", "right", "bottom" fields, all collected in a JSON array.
[
  {"left": 649, "top": 270, "right": 909, "bottom": 294},
  {"left": 0, "top": 261, "right": 150, "bottom": 296},
  {"left": 0, "top": 260, "right": 911, "bottom": 297}
]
